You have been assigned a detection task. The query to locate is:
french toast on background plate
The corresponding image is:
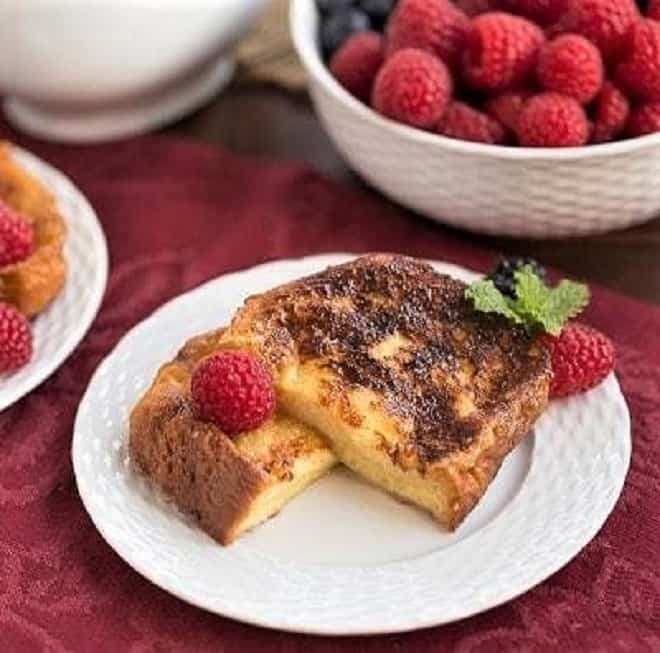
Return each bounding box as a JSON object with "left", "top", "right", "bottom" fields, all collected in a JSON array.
[
  {"left": 130, "top": 254, "right": 551, "bottom": 544},
  {"left": 0, "top": 143, "right": 66, "bottom": 317}
]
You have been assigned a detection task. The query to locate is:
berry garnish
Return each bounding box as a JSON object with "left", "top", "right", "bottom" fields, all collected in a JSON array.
[
  {"left": 463, "top": 12, "right": 545, "bottom": 92},
  {"left": 438, "top": 100, "right": 507, "bottom": 144},
  {"left": 562, "top": 0, "right": 640, "bottom": 62},
  {"left": 517, "top": 92, "right": 589, "bottom": 147},
  {"left": 321, "top": 8, "right": 371, "bottom": 57},
  {"left": 0, "top": 201, "right": 34, "bottom": 267},
  {"left": 615, "top": 20, "right": 660, "bottom": 102},
  {"left": 488, "top": 257, "right": 547, "bottom": 298},
  {"left": 386, "top": 0, "right": 470, "bottom": 70},
  {"left": 591, "top": 81, "right": 630, "bottom": 143},
  {"left": 191, "top": 350, "right": 276, "bottom": 435},
  {"left": 372, "top": 48, "right": 453, "bottom": 128},
  {"left": 330, "top": 31, "right": 385, "bottom": 102},
  {"left": 467, "top": 264, "right": 590, "bottom": 335},
  {"left": 544, "top": 322, "right": 615, "bottom": 398},
  {"left": 359, "top": 0, "right": 396, "bottom": 29},
  {"left": 0, "top": 303, "right": 33, "bottom": 373},
  {"left": 537, "top": 34, "right": 604, "bottom": 105}
]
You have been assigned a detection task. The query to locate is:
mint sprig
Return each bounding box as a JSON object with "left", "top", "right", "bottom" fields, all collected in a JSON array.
[{"left": 466, "top": 266, "right": 590, "bottom": 336}]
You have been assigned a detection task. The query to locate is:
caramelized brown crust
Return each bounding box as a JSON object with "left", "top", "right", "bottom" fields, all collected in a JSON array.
[
  {"left": 129, "top": 328, "right": 334, "bottom": 545},
  {"left": 221, "top": 254, "right": 551, "bottom": 527},
  {"left": 0, "top": 143, "right": 66, "bottom": 317},
  {"left": 227, "top": 254, "right": 550, "bottom": 463}
]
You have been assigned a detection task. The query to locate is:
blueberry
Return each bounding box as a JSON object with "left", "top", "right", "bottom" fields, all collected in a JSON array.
[
  {"left": 320, "top": 9, "right": 371, "bottom": 56},
  {"left": 317, "top": 0, "right": 355, "bottom": 13},
  {"left": 359, "top": 0, "right": 396, "bottom": 29}
]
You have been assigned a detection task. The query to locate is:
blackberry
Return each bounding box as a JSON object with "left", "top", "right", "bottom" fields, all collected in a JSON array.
[
  {"left": 320, "top": 8, "right": 371, "bottom": 57},
  {"left": 488, "top": 257, "right": 547, "bottom": 298}
]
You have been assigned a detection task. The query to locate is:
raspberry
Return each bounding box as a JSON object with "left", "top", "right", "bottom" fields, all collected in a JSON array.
[
  {"left": 386, "top": 0, "right": 470, "bottom": 69},
  {"left": 650, "top": 0, "right": 660, "bottom": 21},
  {"left": 616, "top": 20, "right": 660, "bottom": 102},
  {"left": 517, "top": 93, "right": 589, "bottom": 146},
  {"left": 463, "top": 12, "right": 545, "bottom": 93},
  {"left": 626, "top": 102, "right": 660, "bottom": 136},
  {"left": 191, "top": 350, "right": 276, "bottom": 435},
  {"left": 0, "top": 303, "right": 32, "bottom": 373},
  {"left": 500, "top": 0, "right": 568, "bottom": 25},
  {"left": 330, "top": 31, "right": 385, "bottom": 102},
  {"left": 591, "top": 81, "right": 630, "bottom": 143},
  {"left": 544, "top": 323, "right": 615, "bottom": 399},
  {"left": 562, "top": 0, "right": 640, "bottom": 62},
  {"left": 372, "top": 48, "right": 452, "bottom": 128},
  {"left": 537, "top": 35, "right": 604, "bottom": 104},
  {"left": 485, "top": 89, "right": 531, "bottom": 132},
  {"left": 0, "top": 201, "right": 34, "bottom": 267},
  {"left": 438, "top": 100, "right": 506, "bottom": 143},
  {"left": 454, "top": 0, "right": 501, "bottom": 18}
]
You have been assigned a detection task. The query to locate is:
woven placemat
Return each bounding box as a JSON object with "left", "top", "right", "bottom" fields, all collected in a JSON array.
[{"left": 237, "top": 0, "right": 308, "bottom": 91}]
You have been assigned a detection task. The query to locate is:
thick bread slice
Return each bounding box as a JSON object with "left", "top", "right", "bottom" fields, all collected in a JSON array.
[
  {"left": 0, "top": 143, "right": 66, "bottom": 317},
  {"left": 218, "top": 254, "right": 551, "bottom": 529},
  {"left": 129, "top": 328, "right": 337, "bottom": 545}
]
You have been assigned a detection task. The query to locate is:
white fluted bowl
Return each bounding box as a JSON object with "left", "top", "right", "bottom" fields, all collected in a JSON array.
[{"left": 291, "top": 0, "right": 660, "bottom": 238}]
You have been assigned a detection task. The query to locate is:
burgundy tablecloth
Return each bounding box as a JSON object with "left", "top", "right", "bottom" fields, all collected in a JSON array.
[{"left": 1, "top": 127, "right": 659, "bottom": 653}]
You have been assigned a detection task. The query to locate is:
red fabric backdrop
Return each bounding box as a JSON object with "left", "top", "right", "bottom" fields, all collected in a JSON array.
[{"left": 1, "top": 128, "right": 659, "bottom": 652}]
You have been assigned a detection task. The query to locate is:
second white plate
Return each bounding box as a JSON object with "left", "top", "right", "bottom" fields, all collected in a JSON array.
[{"left": 72, "top": 254, "right": 631, "bottom": 635}]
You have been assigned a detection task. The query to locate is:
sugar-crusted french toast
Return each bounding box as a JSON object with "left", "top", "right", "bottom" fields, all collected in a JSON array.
[
  {"left": 0, "top": 143, "right": 66, "bottom": 317},
  {"left": 129, "top": 328, "right": 337, "bottom": 545},
  {"left": 217, "top": 254, "right": 551, "bottom": 529}
]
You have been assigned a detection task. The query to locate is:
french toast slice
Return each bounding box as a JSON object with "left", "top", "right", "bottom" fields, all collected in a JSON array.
[
  {"left": 218, "top": 254, "right": 551, "bottom": 529},
  {"left": 129, "top": 328, "right": 337, "bottom": 545},
  {"left": 0, "top": 143, "right": 66, "bottom": 317}
]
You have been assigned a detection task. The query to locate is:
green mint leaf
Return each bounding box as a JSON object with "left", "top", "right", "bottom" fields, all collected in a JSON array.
[
  {"left": 465, "top": 279, "right": 523, "bottom": 324},
  {"left": 537, "top": 279, "right": 591, "bottom": 335},
  {"left": 466, "top": 265, "right": 590, "bottom": 335}
]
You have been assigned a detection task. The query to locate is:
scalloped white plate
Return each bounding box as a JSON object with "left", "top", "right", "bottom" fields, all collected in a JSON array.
[
  {"left": 72, "top": 254, "right": 631, "bottom": 635},
  {"left": 0, "top": 147, "right": 108, "bottom": 410}
]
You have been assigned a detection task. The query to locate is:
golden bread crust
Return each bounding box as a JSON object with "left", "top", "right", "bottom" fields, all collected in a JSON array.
[
  {"left": 219, "top": 254, "right": 551, "bottom": 528},
  {"left": 129, "top": 328, "right": 334, "bottom": 544},
  {"left": 0, "top": 143, "right": 67, "bottom": 317}
]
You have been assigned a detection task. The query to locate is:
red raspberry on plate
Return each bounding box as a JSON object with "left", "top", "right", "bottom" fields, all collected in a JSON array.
[
  {"left": 537, "top": 34, "right": 604, "bottom": 104},
  {"left": 649, "top": 0, "right": 660, "bottom": 21},
  {"left": 463, "top": 12, "right": 545, "bottom": 93},
  {"left": 0, "top": 201, "right": 34, "bottom": 267},
  {"left": 0, "top": 303, "right": 32, "bottom": 373},
  {"left": 485, "top": 89, "right": 531, "bottom": 133},
  {"left": 517, "top": 92, "right": 589, "bottom": 146},
  {"left": 544, "top": 322, "right": 615, "bottom": 399},
  {"left": 372, "top": 48, "right": 452, "bottom": 128},
  {"left": 438, "top": 100, "right": 506, "bottom": 143},
  {"left": 591, "top": 81, "right": 630, "bottom": 143},
  {"left": 616, "top": 20, "right": 660, "bottom": 102},
  {"left": 500, "top": 0, "right": 568, "bottom": 25},
  {"left": 191, "top": 350, "right": 276, "bottom": 435},
  {"left": 562, "top": 0, "right": 640, "bottom": 62},
  {"left": 386, "top": 0, "right": 470, "bottom": 69},
  {"left": 626, "top": 102, "right": 660, "bottom": 137},
  {"left": 330, "top": 31, "right": 385, "bottom": 103}
]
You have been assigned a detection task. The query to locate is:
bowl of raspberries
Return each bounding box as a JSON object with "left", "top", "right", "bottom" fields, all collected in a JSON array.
[{"left": 291, "top": 0, "right": 660, "bottom": 238}]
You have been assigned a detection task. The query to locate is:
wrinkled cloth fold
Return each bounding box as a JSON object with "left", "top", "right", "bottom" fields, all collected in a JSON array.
[{"left": 1, "top": 128, "right": 659, "bottom": 652}]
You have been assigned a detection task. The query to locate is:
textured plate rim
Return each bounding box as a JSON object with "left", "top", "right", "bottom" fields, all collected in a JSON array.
[
  {"left": 72, "top": 254, "right": 632, "bottom": 635},
  {"left": 0, "top": 147, "right": 109, "bottom": 410}
]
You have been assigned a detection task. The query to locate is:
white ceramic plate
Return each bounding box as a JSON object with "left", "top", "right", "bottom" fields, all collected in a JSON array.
[
  {"left": 72, "top": 254, "right": 631, "bottom": 635},
  {"left": 0, "top": 147, "right": 108, "bottom": 410}
]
